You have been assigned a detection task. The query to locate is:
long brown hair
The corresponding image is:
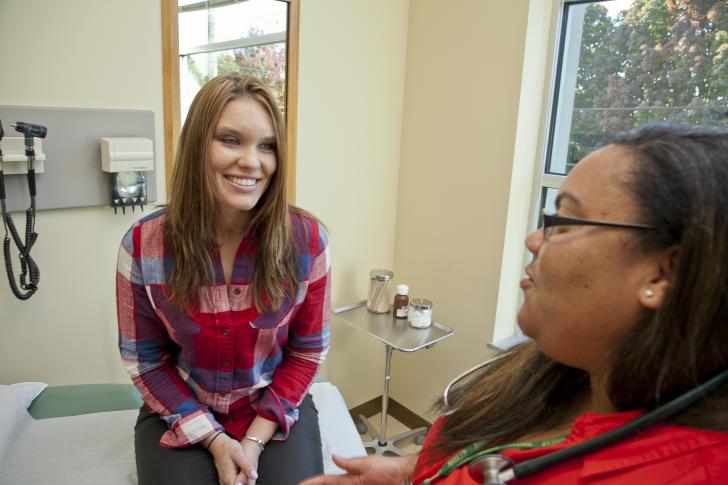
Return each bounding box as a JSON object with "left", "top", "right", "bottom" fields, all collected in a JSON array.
[
  {"left": 165, "top": 74, "right": 299, "bottom": 313},
  {"left": 434, "top": 124, "right": 728, "bottom": 456}
]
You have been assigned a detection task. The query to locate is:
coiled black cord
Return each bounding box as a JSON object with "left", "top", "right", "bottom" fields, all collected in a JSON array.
[
  {"left": 3, "top": 203, "right": 39, "bottom": 300},
  {"left": 1, "top": 127, "right": 41, "bottom": 300}
]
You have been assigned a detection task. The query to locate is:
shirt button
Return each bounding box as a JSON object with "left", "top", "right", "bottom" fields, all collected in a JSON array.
[
  {"left": 223, "top": 360, "right": 231, "bottom": 367},
  {"left": 222, "top": 328, "right": 230, "bottom": 336},
  {"left": 232, "top": 288, "right": 241, "bottom": 295}
]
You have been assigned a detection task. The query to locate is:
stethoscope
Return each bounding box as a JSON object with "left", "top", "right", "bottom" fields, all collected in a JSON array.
[{"left": 442, "top": 355, "right": 728, "bottom": 484}]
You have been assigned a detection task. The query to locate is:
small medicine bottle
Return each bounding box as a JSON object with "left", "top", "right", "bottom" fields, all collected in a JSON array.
[{"left": 393, "top": 284, "right": 409, "bottom": 319}]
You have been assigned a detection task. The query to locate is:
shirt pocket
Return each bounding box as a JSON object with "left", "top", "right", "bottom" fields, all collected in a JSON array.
[
  {"left": 249, "top": 291, "right": 300, "bottom": 330},
  {"left": 147, "top": 285, "right": 201, "bottom": 334},
  {"left": 250, "top": 282, "right": 308, "bottom": 329}
]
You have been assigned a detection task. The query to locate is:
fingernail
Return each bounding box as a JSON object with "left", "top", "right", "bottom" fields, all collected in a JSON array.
[{"left": 251, "top": 470, "right": 258, "bottom": 480}]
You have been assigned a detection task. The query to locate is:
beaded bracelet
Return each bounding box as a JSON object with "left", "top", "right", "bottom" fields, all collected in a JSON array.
[{"left": 243, "top": 435, "right": 266, "bottom": 451}]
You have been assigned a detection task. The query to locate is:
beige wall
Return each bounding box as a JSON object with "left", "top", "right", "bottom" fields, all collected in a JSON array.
[
  {"left": 389, "top": 0, "right": 531, "bottom": 418},
  {"left": 0, "top": 0, "right": 411, "bottom": 411},
  {"left": 0, "top": 0, "right": 163, "bottom": 385},
  {"left": 0, "top": 0, "right": 541, "bottom": 423},
  {"left": 295, "top": 0, "right": 410, "bottom": 407}
]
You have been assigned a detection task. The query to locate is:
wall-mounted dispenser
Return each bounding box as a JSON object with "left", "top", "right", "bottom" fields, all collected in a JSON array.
[{"left": 100, "top": 137, "right": 153, "bottom": 214}]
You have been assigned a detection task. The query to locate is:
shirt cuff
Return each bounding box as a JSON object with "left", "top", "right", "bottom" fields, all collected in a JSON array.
[
  {"left": 255, "top": 388, "right": 299, "bottom": 439},
  {"left": 159, "top": 409, "right": 225, "bottom": 448}
]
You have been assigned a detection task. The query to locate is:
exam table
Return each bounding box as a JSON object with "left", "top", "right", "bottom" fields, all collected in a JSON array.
[{"left": 0, "top": 382, "right": 365, "bottom": 484}]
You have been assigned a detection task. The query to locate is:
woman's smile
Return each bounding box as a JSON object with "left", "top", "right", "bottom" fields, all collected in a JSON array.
[{"left": 224, "top": 175, "right": 260, "bottom": 191}]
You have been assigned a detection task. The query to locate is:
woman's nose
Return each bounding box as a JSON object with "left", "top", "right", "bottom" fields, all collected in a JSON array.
[
  {"left": 525, "top": 227, "right": 544, "bottom": 256},
  {"left": 236, "top": 146, "right": 260, "bottom": 169}
]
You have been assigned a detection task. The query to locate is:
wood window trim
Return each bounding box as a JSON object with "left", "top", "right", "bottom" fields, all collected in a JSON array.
[{"left": 160, "top": 0, "right": 299, "bottom": 203}]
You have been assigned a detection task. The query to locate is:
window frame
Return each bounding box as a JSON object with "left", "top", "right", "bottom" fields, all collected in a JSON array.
[
  {"left": 491, "top": 0, "right": 567, "bottom": 349},
  {"left": 161, "top": 0, "right": 300, "bottom": 202},
  {"left": 495, "top": 0, "right": 728, "bottom": 349},
  {"left": 533, "top": 0, "right": 594, "bottom": 225},
  {"left": 493, "top": 1, "right": 608, "bottom": 349}
]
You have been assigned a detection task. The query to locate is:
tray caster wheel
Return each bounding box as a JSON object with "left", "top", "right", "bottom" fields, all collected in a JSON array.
[{"left": 356, "top": 421, "right": 367, "bottom": 435}]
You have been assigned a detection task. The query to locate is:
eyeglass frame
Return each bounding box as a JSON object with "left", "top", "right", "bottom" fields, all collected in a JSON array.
[{"left": 540, "top": 210, "right": 657, "bottom": 239}]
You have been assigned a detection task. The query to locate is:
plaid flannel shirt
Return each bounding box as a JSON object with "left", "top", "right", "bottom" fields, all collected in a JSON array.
[{"left": 116, "top": 209, "right": 330, "bottom": 448}]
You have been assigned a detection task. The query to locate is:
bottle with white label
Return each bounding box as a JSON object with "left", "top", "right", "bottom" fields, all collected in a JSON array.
[{"left": 393, "top": 284, "right": 409, "bottom": 319}]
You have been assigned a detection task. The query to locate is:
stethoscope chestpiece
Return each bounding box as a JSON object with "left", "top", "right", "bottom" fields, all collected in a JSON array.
[{"left": 468, "top": 454, "right": 515, "bottom": 485}]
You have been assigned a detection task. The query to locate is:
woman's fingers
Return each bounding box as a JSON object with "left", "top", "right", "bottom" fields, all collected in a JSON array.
[
  {"left": 214, "top": 453, "right": 239, "bottom": 485},
  {"left": 218, "top": 462, "right": 239, "bottom": 485},
  {"left": 299, "top": 474, "right": 356, "bottom": 485},
  {"left": 299, "top": 455, "right": 369, "bottom": 485},
  {"left": 231, "top": 448, "right": 258, "bottom": 482},
  {"left": 232, "top": 469, "right": 257, "bottom": 485},
  {"left": 331, "top": 454, "right": 372, "bottom": 474},
  {"left": 211, "top": 438, "right": 257, "bottom": 485}
]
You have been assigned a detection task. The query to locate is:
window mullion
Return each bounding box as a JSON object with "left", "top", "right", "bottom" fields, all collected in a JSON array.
[
  {"left": 180, "top": 31, "right": 286, "bottom": 56},
  {"left": 550, "top": 4, "right": 584, "bottom": 175},
  {"left": 542, "top": 173, "right": 566, "bottom": 190}
]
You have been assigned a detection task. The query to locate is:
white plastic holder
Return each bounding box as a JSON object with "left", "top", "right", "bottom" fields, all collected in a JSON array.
[
  {"left": 0, "top": 137, "right": 46, "bottom": 174},
  {"left": 100, "top": 137, "right": 154, "bottom": 173}
]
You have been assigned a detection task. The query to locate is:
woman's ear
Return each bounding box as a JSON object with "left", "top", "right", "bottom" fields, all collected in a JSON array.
[{"left": 639, "top": 247, "right": 679, "bottom": 310}]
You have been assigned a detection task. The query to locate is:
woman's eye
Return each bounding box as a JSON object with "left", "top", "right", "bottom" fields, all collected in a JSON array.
[
  {"left": 220, "top": 137, "right": 239, "bottom": 145},
  {"left": 259, "top": 142, "right": 276, "bottom": 152}
]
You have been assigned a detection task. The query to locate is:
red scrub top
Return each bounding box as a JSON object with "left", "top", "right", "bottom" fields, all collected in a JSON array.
[{"left": 413, "top": 411, "right": 728, "bottom": 484}]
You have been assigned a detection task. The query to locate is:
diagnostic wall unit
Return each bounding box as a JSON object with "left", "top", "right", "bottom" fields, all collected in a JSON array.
[{"left": 0, "top": 106, "right": 156, "bottom": 213}]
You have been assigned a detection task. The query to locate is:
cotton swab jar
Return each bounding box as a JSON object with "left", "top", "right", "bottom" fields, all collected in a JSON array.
[{"left": 367, "top": 269, "right": 393, "bottom": 313}]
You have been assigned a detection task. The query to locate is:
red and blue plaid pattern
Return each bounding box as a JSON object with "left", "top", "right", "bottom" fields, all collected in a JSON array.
[{"left": 117, "top": 209, "right": 330, "bottom": 448}]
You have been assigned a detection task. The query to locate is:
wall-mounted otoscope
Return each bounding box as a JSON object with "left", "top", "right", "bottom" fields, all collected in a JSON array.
[
  {"left": 12, "top": 121, "right": 47, "bottom": 204},
  {"left": 0, "top": 119, "right": 46, "bottom": 300},
  {"left": 13, "top": 121, "right": 47, "bottom": 139}
]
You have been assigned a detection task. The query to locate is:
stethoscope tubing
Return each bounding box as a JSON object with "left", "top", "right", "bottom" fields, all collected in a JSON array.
[
  {"left": 501, "top": 367, "right": 728, "bottom": 481},
  {"left": 446, "top": 355, "right": 728, "bottom": 483}
]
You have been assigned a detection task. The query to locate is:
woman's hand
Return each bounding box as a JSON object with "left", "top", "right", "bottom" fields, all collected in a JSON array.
[
  {"left": 207, "top": 434, "right": 259, "bottom": 485},
  {"left": 235, "top": 440, "right": 263, "bottom": 485},
  {"left": 300, "top": 454, "right": 415, "bottom": 485}
]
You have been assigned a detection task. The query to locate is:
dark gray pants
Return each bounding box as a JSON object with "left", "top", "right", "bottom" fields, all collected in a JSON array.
[{"left": 134, "top": 395, "right": 323, "bottom": 485}]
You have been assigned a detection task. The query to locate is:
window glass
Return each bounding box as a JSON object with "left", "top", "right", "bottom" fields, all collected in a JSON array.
[
  {"left": 178, "top": 0, "right": 288, "bottom": 122},
  {"left": 180, "top": 43, "right": 286, "bottom": 120},
  {"left": 179, "top": 0, "right": 287, "bottom": 52},
  {"left": 541, "top": 187, "right": 559, "bottom": 215},
  {"left": 547, "top": 0, "right": 728, "bottom": 175}
]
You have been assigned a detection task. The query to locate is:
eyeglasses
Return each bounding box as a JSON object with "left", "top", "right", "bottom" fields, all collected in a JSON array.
[{"left": 541, "top": 210, "right": 657, "bottom": 239}]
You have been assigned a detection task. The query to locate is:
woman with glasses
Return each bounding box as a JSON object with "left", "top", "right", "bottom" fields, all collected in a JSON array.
[{"left": 303, "top": 124, "right": 728, "bottom": 485}]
